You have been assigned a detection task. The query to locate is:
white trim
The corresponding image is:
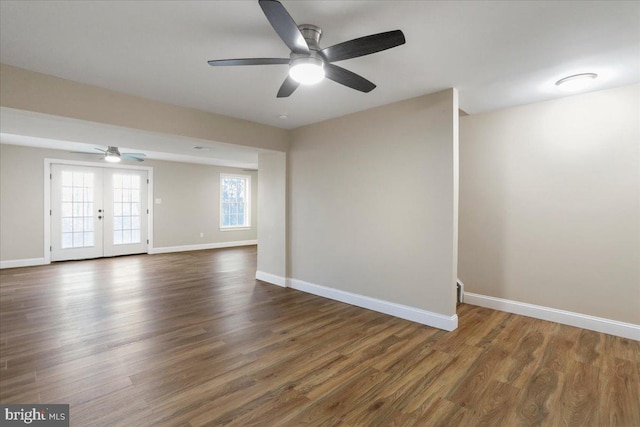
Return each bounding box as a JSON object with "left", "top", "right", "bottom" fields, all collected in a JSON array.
[
  {"left": 147, "top": 168, "right": 154, "bottom": 251},
  {"left": 465, "top": 292, "right": 640, "bottom": 341},
  {"left": 0, "top": 258, "right": 49, "bottom": 269},
  {"left": 149, "top": 240, "right": 257, "bottom": 254},
  {"left": 457, "top": 279, "right": 465, "bottom": 303},
  {"left": 219, "top": 227, "right": 252, "bottom": 232},
  {"left": 45, "top": 158, "right": 153, "bottom": 171},
  {"left": 255, "top": 271, "right": 286, "bottom": 287},
  {"left": 287, "top": 278, "right": 458, "bottom": 331},
  {"left": 44, "top": 159, "right": 52, "bottom": 264}
]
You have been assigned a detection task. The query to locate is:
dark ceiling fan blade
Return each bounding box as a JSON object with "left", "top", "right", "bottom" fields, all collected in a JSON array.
[
  {"left": 259, "top": 0, "right": 309, "bottom": 55},
  {"left": 324, "top": 64, "right": 376, "bottom": 93},
  {"left": 321, "top": 30, "right": 405, "bottom": 62},
  {"left": 70, "top": 151, "right": 102, "bottom": 155},
  {"left": 94, "top": 147, "right": 107, "bottom": 153},
  {"left": 276, "top": 75, "right": 300, "bottom": 98},
  {"left": 207, "top": 58, "right": 289, "bottom": 67}
]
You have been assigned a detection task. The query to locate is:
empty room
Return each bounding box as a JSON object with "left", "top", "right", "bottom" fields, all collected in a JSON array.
[{"left": 0, "top": 1, "right": 639, "bottom": 426}]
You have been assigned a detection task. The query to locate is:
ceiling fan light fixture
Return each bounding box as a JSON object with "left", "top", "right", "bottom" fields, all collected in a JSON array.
[
  {"left": 104, "top": 148, "right": 121, "bottom": 163},
  {"left": 555, "top": 73, "right": 598, "bottom": 92},
  {"left": 105, "top": 152, "right": 121, "bottom": 163},
  {"left": 289, "top": 56, "right": 324, "bottom": 85}
]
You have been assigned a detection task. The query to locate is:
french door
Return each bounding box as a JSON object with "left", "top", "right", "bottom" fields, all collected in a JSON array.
[{"left": 51, "top": 164, "right": 148, "bottom": 261}]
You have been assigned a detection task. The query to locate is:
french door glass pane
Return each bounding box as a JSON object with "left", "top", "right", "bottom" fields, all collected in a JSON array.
[
  {"left": 84, "top": 232, "right": 94, "bottom": 246},
  {"left": 62, "top": 233, "right": 73, "bottom": 248},
  {"left": 112, "top": 173, "right": 142, "bottom": 245},
  {"left": 60, "top": 171, "right": 95, "bottom": 249}
]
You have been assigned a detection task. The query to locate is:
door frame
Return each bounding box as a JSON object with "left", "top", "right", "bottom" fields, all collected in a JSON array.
[{"left": 44, "top": 158, "right": 154, "bottom": 264}]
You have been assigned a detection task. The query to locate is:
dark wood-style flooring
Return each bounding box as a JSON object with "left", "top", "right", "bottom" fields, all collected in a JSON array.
[{"left": 1, "top": 246, "right": 639, "bottom": 426}]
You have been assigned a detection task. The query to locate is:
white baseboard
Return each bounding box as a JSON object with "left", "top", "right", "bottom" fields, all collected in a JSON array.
[
  {"left": 457, "top": 279, "right": 465, "bottom": 303},
  {"left": 465, "top": 292, "right": 640, "bottom": 341},
  {"left": 149, "top": 240, "right": 257, "bottom": 255},
  {"left": 288, "top": 278, "right": 458, "bottom": 331},
  {"left": 255, "top": 271, "right": 286, "bottom": 287},
  {"left": 0, "top": 257, "right": 48, "bottom": 269}
]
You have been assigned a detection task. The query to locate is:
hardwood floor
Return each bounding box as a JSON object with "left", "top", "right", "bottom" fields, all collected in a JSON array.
[{"left": 1, "top": 246, "right": 639, "bottom": 426}]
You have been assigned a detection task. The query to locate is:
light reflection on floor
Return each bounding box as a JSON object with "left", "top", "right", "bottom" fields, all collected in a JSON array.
[{"left": 51, "top": 255, "right": 149, "bottom": 348}]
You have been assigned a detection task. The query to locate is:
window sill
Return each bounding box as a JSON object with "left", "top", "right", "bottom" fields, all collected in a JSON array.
[{"left": 220, "top": 226, "right": 251, "bottom": 232}]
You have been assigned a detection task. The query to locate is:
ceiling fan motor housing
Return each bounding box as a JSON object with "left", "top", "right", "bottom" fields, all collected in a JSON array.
[
  {"left": 289, "top": 25, "right": 325, "bottom": 84},
  {"left": 290, "top": 51, "right": 324, "bottom": 67},
  {"left": 298, "top": 24, "right": 322, "bottom": 50},
  {"left": 106, "top": 146, "right": 120, "bottom": 157}
]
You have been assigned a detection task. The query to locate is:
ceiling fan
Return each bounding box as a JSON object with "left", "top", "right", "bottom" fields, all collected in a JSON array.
[
  {"left": 207, "top": 0, "right": 406, "bottom": 98},
  {"left": 72, "top": 146, "right": 146, "bottom": 163}
]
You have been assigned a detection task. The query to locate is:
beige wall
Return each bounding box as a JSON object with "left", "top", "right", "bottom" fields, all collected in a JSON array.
[
  {"left": 0, "top": 143, "right": 257, "bottom": 261},
  {"left": 459, "top": 84, "right": 640, "bottom": 324},
  {"left": 257, "top": 152, "right": 287, "bottom": 278},
  {"left": 0, "top": 145, "right": 43, "bottom": 260},
  {"left": 0, "top": 64, "right": 288, "bottom": 152},
  {"left": 289, "top": 89, "right": 458, "bottom": 317},
  {"left": 152, "top": 160, "right": 257, "bottom": 248}
]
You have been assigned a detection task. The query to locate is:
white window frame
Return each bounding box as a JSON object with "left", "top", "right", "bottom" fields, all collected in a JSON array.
[{"left": 219, "top": 173, "right": 251, "bottom": 230}]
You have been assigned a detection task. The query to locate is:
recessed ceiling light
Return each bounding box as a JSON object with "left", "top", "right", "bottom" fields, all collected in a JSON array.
[
  {"left": 555, "top": 73, "right": 598, "bottom": 92},
  {"left": 279, "top": 113, "right": 289, "bottom": 119}
]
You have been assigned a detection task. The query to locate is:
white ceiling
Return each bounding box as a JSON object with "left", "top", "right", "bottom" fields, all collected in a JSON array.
[
  {"left": 0, "top": 0, "right": 640, "bottom": 128},
  {"left": 1, "top": 0, "right": 638, "bottom": 132}
]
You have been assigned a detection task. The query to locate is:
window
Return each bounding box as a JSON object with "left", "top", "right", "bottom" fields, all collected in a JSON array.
[{"left": 220, "top": 174, "right": 251, "bottom": 229}]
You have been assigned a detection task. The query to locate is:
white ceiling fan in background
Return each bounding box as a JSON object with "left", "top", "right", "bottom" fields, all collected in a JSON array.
[{"left": 71, "top": 146, "right": 146, "bottom": 163}]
